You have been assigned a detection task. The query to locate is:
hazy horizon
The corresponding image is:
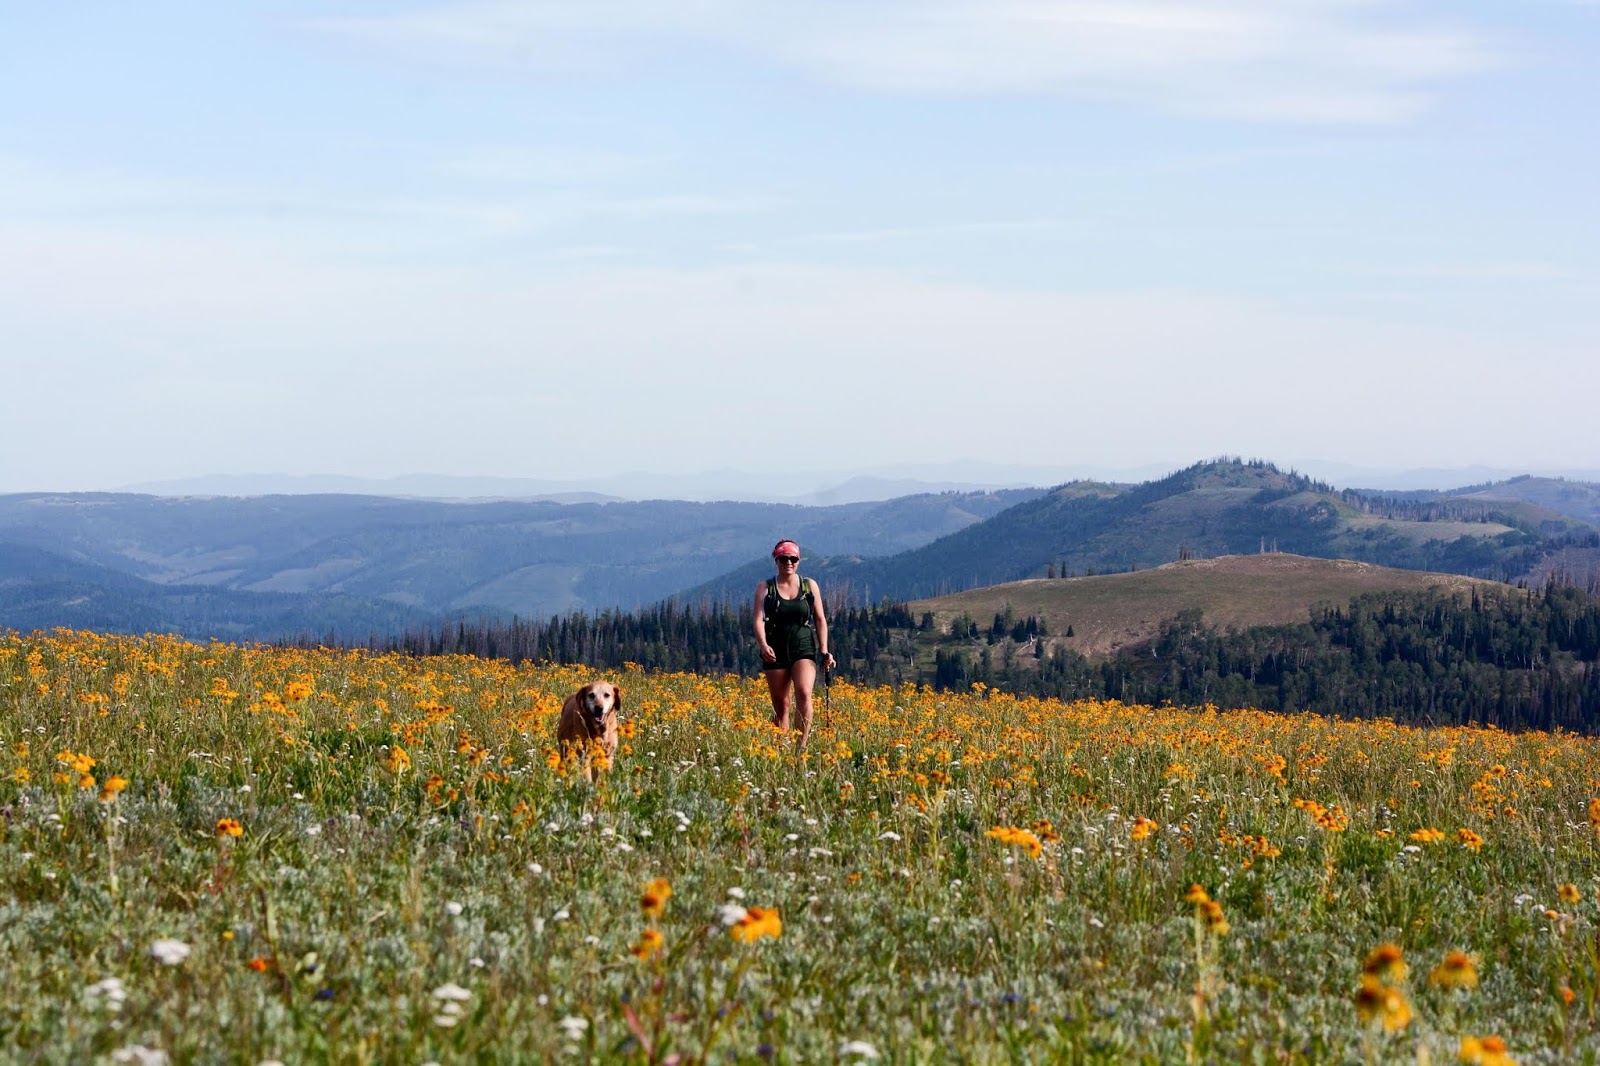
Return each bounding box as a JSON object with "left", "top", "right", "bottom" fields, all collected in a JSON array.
[{"left": 4, "top": 456, "right": 1593, "bottom": 504}]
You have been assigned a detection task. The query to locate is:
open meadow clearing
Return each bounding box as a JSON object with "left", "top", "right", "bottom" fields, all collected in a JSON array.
[{"left": 3, "top": 630, "right": 1599, "bottom": 1064}]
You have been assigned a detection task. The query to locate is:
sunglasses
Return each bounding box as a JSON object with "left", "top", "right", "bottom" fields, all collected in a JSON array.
[{"left": 775, "top": 555, "right": 799, "bottom": 564}]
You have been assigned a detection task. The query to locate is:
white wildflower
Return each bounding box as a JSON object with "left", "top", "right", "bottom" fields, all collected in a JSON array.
[
  {"left": 557, "top": 1015, "right": 589, "bottom": 1040},
  {"left": 717, "top": 903, "right": 750, "bottom": 926},
  {"left": 148, "top": 939, "right": 191, "bottom": 966},
  {"left": 726, "top": 886, "right": 746, "bottom": 899},
  {"left": 445, "top": 901, "right": 464, "bottom": 916},
  {"left": 432, "top": 983, "right": 473, "bottom": 1002},
  {"left": 878, "top": 831, "right": 902, "bottom": 842},
  {"left": 839, "top": 1040, "right": 881, "bottom": 1059},
  {"left": 111, "top": 1046, "right": 169, "bottom": 1065},
  {"left": 86, "top": 977, "right": 127, "bottom": 1011}
]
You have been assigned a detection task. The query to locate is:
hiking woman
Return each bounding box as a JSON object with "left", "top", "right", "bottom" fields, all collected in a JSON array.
[{"left": 753, "top": 539, "right": 835, "bottom": 749}]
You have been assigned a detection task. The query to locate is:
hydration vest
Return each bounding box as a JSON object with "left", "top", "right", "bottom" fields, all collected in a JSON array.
[{"left": 764, "top": 577, "right": 816, "bottom": 628}]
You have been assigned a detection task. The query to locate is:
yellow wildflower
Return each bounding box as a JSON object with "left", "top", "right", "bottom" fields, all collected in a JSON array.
[
  {"left": 731, "top": 906, "right": 782, "bottom": 943},
  {"left": 215, "top": 818, "right": 243, "bottom": 838},
  {"left": 1129, "top": 816, "right": 1159, "bottom": 841},
  {"left": 1429, "top": 951, "right": 1479, "bottom": 991},
  {"left": 640, "top": 879, "right": 672, "bottom": 919},
  {"left": 630, "top": 928, "right": 664, "bottom": 961},
  {"left": 1409, "top": 828, "right": 1445, "bottom": 843},
  {"left": 985, "top": 826, "right": 1043, "bottom": 859},
  {"left": 1362, "top": 943, "right": 1408, "bottom": 983},
  {"left": 1354, "top": 975, "right": 1412, "bottom": 1032},
  {"left": 1458, "top": 1035, "right": 1517, "bottom": 1065},
  {"left": 1199, "top": 900, "right": 1229, "bottom": 936}
]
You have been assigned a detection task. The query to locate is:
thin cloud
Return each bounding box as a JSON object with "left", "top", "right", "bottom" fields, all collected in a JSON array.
[
  {"left": 313, "top": 0, "right": 1503, "bottom": 122},
  {"left": 790, "top": 217, "right": 1066, "bottom": 246}
]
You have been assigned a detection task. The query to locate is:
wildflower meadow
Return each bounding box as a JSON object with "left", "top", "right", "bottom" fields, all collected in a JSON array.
[{"left": 3, "top": 629, "right": 1599, "bottom": 1064}]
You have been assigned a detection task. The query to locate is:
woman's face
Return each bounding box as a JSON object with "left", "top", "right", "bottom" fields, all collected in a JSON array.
[{"left": 774, "top": 551, "right": 799, "bottom": 572}]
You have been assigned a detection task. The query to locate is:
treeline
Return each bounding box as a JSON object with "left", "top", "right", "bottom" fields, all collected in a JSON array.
[
  {"left": 938, "top": 584, "right": 1600, "bottom": 733},
  {"left": 324, "top": 579, "right": 1600, "bottom": 733},
  {"left": 356, "top": 600, "right": 928, "bottom": 682}
]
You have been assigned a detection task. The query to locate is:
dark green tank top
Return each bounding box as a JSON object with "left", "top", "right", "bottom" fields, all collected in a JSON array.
[
  {"left": 764, "top": 578, "right": 817, "bottom": 663},
  {"left": 765, "top": 579, "right": 813, "bottom": 628}
]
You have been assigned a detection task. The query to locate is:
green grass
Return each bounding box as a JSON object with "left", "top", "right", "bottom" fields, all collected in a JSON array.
[{"left": 2, "top": 629, "right": 1598, "bottom": 1064}]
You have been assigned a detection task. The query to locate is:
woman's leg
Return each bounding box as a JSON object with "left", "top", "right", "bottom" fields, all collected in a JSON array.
[
  {"left": 789, "top": 659, "right": 818, "bottom": 749},
  {"left": 764, "top": 667, "right": 793, "bottom": 729}
]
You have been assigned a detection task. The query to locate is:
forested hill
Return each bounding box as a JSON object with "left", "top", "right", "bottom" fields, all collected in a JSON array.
[{"left": 682, "top": 459, "right": 1600, "bottom": 606}]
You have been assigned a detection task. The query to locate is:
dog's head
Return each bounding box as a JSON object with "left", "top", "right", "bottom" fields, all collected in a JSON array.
[{"left": 578, "top": 681, "right": 621, "bottom": 734}]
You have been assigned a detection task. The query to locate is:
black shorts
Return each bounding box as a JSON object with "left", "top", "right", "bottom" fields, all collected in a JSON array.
[{"left": 764, "top": 625, "right": 818, "bottom": 671}]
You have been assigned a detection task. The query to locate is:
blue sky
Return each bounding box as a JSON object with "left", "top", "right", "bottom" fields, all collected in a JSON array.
[{"left": 2, "top": 1, "right": 1597, "bottom": 493}]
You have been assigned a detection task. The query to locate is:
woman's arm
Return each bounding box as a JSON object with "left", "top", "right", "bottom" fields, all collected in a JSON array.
[
  {"left": 811, "top": 579, "right": 835, "bottom": 669},
  {"left": 753, "top": 581, "right": 776, "bottom": 663}
]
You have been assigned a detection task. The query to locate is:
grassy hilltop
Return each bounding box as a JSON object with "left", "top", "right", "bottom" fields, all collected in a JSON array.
[{"left": 913, "top": 553, "right": 1509, "bottom": 659}]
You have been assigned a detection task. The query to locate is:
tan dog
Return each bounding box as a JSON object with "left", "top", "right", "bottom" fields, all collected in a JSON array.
[{"left": 557, "top": 681, "right": 622, "bottom": 779}]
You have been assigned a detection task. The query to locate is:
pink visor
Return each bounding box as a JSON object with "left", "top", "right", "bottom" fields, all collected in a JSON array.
[{"left": 772, "top": 540, "right": 800, "bottom": 560}]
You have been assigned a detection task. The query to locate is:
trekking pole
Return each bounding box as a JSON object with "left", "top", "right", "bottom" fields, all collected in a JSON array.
[{"left": 823, "top": 658, "right": 832, "bottom": 730}]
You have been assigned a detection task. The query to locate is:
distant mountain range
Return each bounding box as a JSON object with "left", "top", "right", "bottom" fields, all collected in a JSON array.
[
  {"left": 0, "top": 488, "right": 1038, "bottom": 638},
  {"left": 4, "top": 459, "right": 1598, "bottom": 642},
  {"left": 111, "top": 459, "right": 1600, "bottom": 503}
]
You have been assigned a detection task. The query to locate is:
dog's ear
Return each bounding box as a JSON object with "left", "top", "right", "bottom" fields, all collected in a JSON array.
[
  {"left": 612, "top": 685, "right": 623, "bottom": 714},
  {"left": 577, "top": 683, "right": 592, "bottom": 704}
]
